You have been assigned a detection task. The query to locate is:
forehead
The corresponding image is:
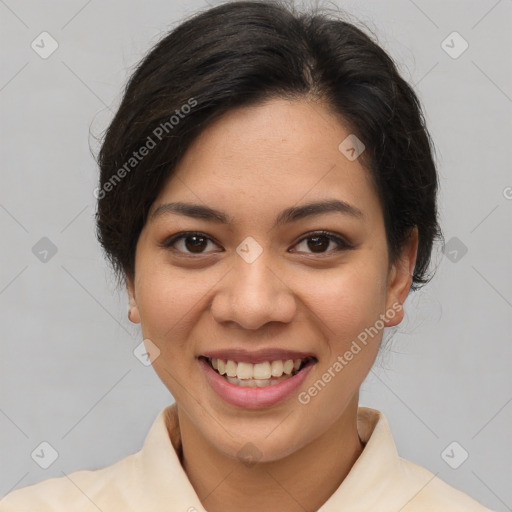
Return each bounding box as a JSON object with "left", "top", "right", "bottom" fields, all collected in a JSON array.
[{"left": 152, "top": 98, "right": 381, "bottom": 226}]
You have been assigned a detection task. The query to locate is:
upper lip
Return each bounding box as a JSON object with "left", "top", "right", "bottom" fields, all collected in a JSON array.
[{"left": 200, "top": 348, "right": 317, "bottom": 364}]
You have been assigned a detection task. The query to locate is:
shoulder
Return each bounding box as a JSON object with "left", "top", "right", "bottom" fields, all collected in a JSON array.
[
  {"left": 352, "top": 407, "right": 495, "bottom": 511},
  {"left": 396, "top": 456, "right": 494, "bottom": 511},
  {"left": 0, "top": 404, "right": 186, "bottom": 512},
  {"left": 0, "top": 451, "right": 141, "bottom": 512}
]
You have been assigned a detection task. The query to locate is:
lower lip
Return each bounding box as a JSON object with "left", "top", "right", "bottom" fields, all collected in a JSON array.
[{"left": 199, "top": 358, "right": 315, "bottom": 409}]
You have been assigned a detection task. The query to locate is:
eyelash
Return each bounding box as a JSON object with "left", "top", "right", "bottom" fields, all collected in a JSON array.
[{"left": 160, "top": 230, "right": 353, "bottom": 256}]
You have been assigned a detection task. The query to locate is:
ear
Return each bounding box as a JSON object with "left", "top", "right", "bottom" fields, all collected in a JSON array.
[
  {"left": 384, "top": 227, "right": 418, "bottom": 327},
  {"left": 126, "top": 275, "right": 141, "bottom": 324}
]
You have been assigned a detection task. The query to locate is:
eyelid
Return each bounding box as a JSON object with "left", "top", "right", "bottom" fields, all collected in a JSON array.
[
  {"left": 160, "top": 231, "right": 222, "bottom": 252},
  {"left": 290, "top": 230, "right": 354, "bottom": 253}
]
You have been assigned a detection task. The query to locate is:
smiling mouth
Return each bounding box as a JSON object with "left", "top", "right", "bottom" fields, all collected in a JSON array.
[{"left": 200, "top": 356, "right": 317, "bottom": 388}]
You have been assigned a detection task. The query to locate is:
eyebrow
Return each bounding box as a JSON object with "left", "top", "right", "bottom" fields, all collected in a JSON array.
[{"left": 151, "top": 199, "right": 364, "bottom": 227}]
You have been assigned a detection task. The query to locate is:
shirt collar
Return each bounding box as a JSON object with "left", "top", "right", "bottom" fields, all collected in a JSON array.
[
  {"left": 138, "top": 403, "right": 414, "bottom": 511},
  {"left": 138, "top": 403, "right": 204, "bottom": 510}
]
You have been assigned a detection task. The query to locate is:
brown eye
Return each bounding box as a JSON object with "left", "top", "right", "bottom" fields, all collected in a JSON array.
[
  {"left": 307, "top": 235, "right": 331, "bottom": 252},
  {"left": 292, "top": 231, "right": 352, "bottom": 254},
  {"left": 183, "top": 235, "right": 208, "bottom": 253},
  {"left": 161, "top": 232, "right": 221, "bottom": 255}
]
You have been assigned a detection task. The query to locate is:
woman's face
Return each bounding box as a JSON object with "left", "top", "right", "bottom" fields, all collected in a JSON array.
[{"left": 128, "top": 98, "right": 416, "bottom": 462}]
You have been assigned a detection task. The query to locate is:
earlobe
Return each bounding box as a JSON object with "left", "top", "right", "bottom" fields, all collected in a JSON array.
[
  {"left": 384, "top": 227, "right": 418, "bottom": 327},
  {"left": 126, "top": 277, "right": 141, "bottom": 324}
]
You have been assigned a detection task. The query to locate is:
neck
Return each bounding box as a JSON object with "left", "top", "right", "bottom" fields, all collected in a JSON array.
[{"left": 177, "top": 397, "right": 363, "bottom": 512}]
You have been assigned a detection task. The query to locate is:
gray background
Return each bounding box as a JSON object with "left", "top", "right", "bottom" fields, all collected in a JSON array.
[{"left": 1, "top": 0, "right": 511, "bottom": 510}]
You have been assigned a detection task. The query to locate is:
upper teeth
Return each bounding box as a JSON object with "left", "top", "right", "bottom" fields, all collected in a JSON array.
[{"left": 211, "top": 358, "right": 303, "bottom": 379}]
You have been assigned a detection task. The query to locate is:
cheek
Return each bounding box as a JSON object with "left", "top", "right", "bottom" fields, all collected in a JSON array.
[
  {"left": 134, "top": 264, "right": 207, "bottom": 351},
  {"left": 293, "top": 265, "right": 389, "bottom": 436},
  {"left": 133, "top": 266, "right": 208, "bottom": 402},
  {"left": 299, "top": 258, "right": 390, "bottom": 344}
]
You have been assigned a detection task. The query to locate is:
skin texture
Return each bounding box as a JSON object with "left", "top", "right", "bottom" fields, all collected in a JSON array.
[{"left": 127, "top": 97, "right": 418, "bottom": 512}]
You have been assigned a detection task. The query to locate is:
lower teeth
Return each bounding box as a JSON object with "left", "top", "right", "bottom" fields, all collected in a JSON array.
[{"left": 224, "top": 375, "right": 292, "bottom": 387}]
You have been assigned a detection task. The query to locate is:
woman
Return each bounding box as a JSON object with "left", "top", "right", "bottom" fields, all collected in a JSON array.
[{"left": 0, "top": 1, "right": 494, "bottom": 510}]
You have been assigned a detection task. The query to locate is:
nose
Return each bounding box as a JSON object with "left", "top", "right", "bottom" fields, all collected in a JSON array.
[{"left": 210, "top": 252, "right": 296, "bottom": 331}]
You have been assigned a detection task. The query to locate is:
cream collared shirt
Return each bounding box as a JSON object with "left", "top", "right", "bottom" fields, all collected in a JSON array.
[{"left": 0, "top": 405, "right": 493, "bottom": 511}]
